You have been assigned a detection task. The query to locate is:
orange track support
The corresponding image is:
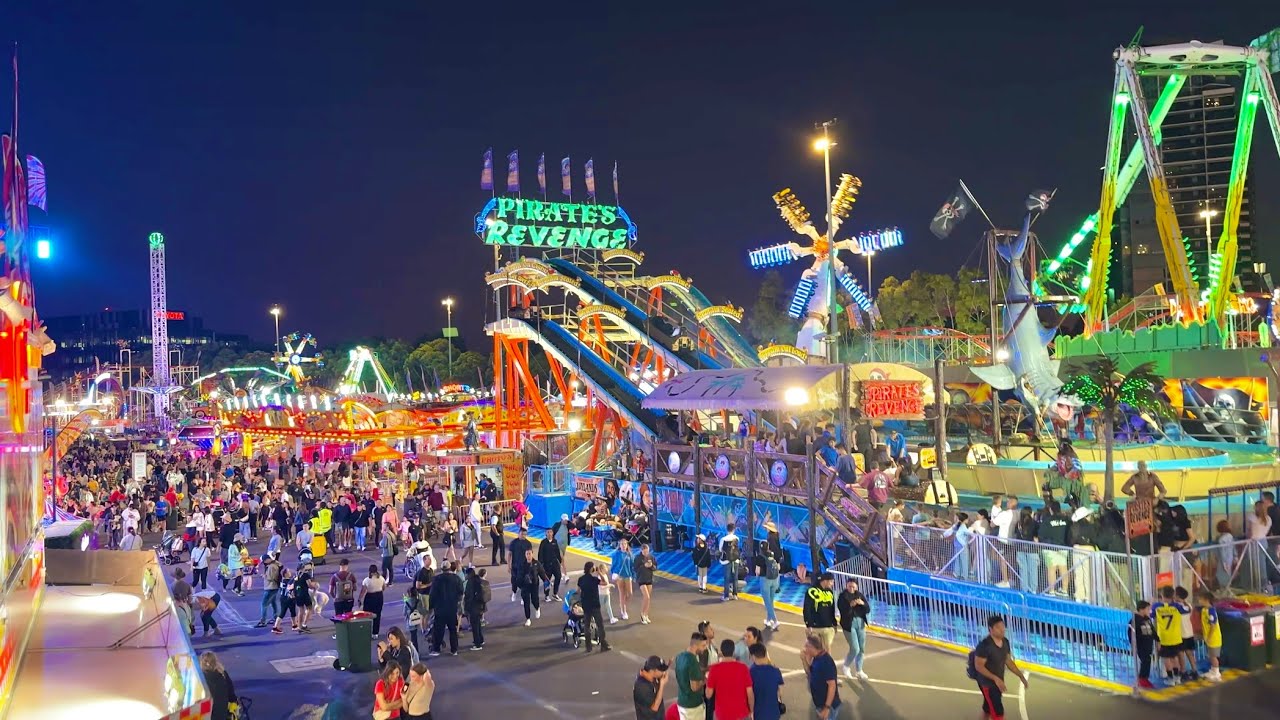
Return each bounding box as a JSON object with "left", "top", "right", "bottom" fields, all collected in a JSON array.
[{"left": 491, "top": 333, "right": 556, "bottom": 448}]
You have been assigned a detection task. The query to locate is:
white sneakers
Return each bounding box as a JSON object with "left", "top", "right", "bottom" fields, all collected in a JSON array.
[
  {"left": 511, "top": 593, "right": 518, "bottom": 603},
  {"left": 1206, "top": 669, "right": 1222, "bottom": 682},
  {"left": 535, "top": 608, "right": 541, "bottom": 619},
  {"left": 620, "top": 611, "right": 629, "bottom": 621},
  {"left": 609, "top": 616, "right": 618, "bottom": 624},
  {"left": 524, "top": 619, "right": 531, "bottom": 627},
  {"left": 844, "top": 666, "right": 855, "bottom": 680},
  {"left": 641, "top": 615, "right": 651, "bottom": 625},
  {"left": 858, "top": 671, "right": 870, "bottom": 681}
]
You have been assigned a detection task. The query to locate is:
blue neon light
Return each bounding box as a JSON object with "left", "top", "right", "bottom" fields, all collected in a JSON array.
[
  {"left": 788, "top": 277, "right": 816, "bottom": 318},
  {"left": 853, "top": 227, "right": 903, "bottom": 254},
  {"left": 35, "top": 239, "right": 51, "bottom": 259},
  {"left": 838, "top": 272, "right": 874, "bottom": 311},
  {"left": 749, "top": 243, "right": 795, "bottom": 269}
]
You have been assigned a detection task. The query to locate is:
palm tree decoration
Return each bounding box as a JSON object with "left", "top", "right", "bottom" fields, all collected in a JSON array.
[{"left": 1059, "top": 358, "right": 1168, "bottom": 502}]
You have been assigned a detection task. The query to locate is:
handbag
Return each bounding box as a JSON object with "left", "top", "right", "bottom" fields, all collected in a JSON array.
[
  {"left": 372, "top": 710, "right": 391, "bottom": 720},
  {"left": 408, "top": 610, "right": 424, "bottom": 626}
]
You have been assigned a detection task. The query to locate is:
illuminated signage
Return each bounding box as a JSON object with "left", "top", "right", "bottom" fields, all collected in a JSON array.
[
  {"left": 475, "top": 197, "right": 638, "bottom": 249},
  {"left": 860, "top": 380, "right": 924, "bottom": 418},
  {"left": 853, "top": 227, "right": 903, "bottom": 254},
  {"left": 166, "top": 311, "right": 185, "bottom": 321}
]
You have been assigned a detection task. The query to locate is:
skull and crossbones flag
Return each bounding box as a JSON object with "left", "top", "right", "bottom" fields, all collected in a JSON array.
[{"left": 929, "top": 183, "right": 974, "bottom": 239}]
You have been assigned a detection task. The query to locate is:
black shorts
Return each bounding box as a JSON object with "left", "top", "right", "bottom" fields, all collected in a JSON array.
[
  {"left": 1181, "top": 639, "right": 1197, "bottom": 652},
  {"left": 295, "top": 595, "right": 314, "bottom": 608},
  {"left": 1158, "top": 645, "right": 1183, "bottom": 659},
  {"left": 638, "top": 580, "right": 653, "bottom": 587}
]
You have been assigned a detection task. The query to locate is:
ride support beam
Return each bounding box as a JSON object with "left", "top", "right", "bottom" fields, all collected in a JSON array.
[
  {"left": 1207, "top": 67, "right": 1262, "bottom": 324},
  {"left": 1083, "top": 67, "right": 1130, "bottom": 334}
]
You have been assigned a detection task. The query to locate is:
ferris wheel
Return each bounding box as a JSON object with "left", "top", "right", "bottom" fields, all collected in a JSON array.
[{"left": 275, "top": 332, "right": 324, "bottom": 384}]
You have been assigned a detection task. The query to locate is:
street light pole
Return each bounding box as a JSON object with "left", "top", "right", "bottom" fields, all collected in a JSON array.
[
  {"left": 442, "top": 298, "right": 455, "bottom": 381},
  {"left": 270, "top": 306, "right": 282, "bottom": 368},
  {"left": 816, "top": 119, "right": 838, "bottom": 364},
  {"left": 866, "top": 250, "right": 875, "bottom": 297}
]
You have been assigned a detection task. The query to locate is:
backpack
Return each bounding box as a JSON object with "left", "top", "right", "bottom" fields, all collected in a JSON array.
[
  {"left": 722, "top": 538, "right": 740, "bottom": 564},
  {"left": 480, "top": 579, "right": 492, "bottom": 605},
  {"left": 764, "top": 555, "right": 780, "bottom": 580},
  {"left": 335, "top": 572, "right": 356, "bottom": 603},
  {"left": 966, "top": 647, "right": 980, "bottom": 680}
]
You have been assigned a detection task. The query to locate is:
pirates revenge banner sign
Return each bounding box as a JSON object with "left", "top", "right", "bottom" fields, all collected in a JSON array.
[{"left": 475, "top": 197, "right": 638, "bottom": 249}]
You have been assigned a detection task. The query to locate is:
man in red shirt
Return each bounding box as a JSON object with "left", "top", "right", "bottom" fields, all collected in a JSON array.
[{"left": 705, "top": 638, "right": 753, "bottom": 720}]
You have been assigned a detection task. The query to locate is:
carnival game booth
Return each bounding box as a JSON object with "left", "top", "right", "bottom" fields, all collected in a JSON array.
[
  {"left": 417, "top": 448, "right": 524, "bottom": 508},
  {"left": 641, "top": 364, "right": 929, "bottom": 573}
]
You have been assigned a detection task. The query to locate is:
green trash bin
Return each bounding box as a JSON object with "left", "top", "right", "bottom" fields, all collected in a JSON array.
[
  {"left": 1220, "top": 609, "right": 1269, "bottom": 672},
  {"left": 1267, "top": 609, "right": 1280, "bottom": 665},
  {"left": 334, "top": 616, "right": 374, "bottom": 672}
]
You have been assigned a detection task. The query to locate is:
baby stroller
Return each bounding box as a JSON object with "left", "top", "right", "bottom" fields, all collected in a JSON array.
[
  {"left": 157, "top": 531, "right": 186, "bottom": 565},
  {"left": 560, "top": 588, "right": 599, "bottom": 649},
  {"left": 403, "top": 540, "right": 435, "bottom": 581}
]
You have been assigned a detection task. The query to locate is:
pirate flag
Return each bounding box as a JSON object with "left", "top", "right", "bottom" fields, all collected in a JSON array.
[
  {"left": 929, "top": 183, "right": 973, "bottom": 239},
  {"left": 1025, "top": 188, "right": 1054, "bottom": 213}
]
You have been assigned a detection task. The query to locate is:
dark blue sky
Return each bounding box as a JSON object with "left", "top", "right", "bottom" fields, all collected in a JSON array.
[{"left": 11, "top": 3, "right": 1277, "bottom": 348}]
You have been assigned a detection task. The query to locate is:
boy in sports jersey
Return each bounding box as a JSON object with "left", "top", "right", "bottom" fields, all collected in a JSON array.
[
  {"left": 1195, "top": 590, "right": 1223, "bottom": 682},
  {"left": 1150, "top": 587, "right": 1186, "bottom": 685},
  {"left": 1173, "top": 587, "right": 1199, "bottom": 682}
]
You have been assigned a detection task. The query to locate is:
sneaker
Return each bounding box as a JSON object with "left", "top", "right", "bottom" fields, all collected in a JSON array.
[
  {"left": 524, "top": 619, "right": 532, "bottom": 627},
  {"left": 511, "top": 593, "right": 518, "bottom": 603},
  {"left": 844, "top": 666, "right": 855, "bottom": 680},
  {"left": 553, "top": 594, "right": 563, "bottom": 601},
  {"left": 429, "top": 651, "right": 441, "bottom": 657},
  {"left": 641, "top": 616, "right": 650, "bottom": 625},
  {"left": 1207, "top": 670, "right": 1222, "bottom": 682},
  {"left": 1137, "top": 678, "right": 1154, "bottom": 689},
  {"left": 535, "top": 608, "right": 541, "bottom": 619},
  {"left": 254, "top": 621, "right": 268, "bottom": 628},
  {"left": 271, "top": 627, "right": 284, "bottom": 635},
  {"left": 857, "top": 671, "right": 869, "bottom": 681},
  {"left": 599, "top": 644, "right": 611, "bottom": 652},
  {"left": 450, "top": 651, "right": 458, "bottom": 656},
  {"left": 470, "top": 645, "right": 484, "bottom": 651},
  {"left": 373, "top": 634, "right": 380, "bottom": 639},
  {"left": 609, "top": 616, "right": 618, "bottom": 625},
  {"left": 621, "top": 611, "right": 629, "bottom": 620}
]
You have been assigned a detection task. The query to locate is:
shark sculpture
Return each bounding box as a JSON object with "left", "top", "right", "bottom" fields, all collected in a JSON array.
[{"left": 971, "top": 211, "right": 1074, "bottom": 423}]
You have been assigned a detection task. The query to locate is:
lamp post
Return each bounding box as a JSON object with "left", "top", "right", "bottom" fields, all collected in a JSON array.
[
  {"left": 865, "top": 250, "right": 875, "bottom": 297},
  {"left": 815, "top": 119, "right": 838, "bottom": 364},
  {"left": 270, "top": 306, "right": 282, "bottom": 369},
  {"left": 442, "top": 298, "right": 455, "bottom": 381}
]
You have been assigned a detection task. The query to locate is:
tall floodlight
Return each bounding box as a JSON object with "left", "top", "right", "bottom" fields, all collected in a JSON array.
[{"left": 149, "top": 232, "right": 172, "bottom": 424}]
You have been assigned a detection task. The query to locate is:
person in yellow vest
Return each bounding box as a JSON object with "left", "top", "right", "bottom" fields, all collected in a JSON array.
[
  {"left": 1151, "top": 586, "right": 1187, "bottom": 685},
  {"left": 313, "top": 503, "right": 334, "bottom": 545},
  {"left": 1195, "top": 590, "right": 1223, "bottom": 682}
]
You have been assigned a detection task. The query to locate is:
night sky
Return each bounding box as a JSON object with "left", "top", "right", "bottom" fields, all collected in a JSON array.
[{"left": 10, "top": 3, "right": 1277, "bottom": 349}]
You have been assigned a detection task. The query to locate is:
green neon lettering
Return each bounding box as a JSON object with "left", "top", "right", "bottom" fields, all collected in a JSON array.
[
  {"left": 496, "top": 197, "right": 515, "bottom": 218},
  {"left": 548, "top": 226, "right": 567, "bottom": 247},
  {"left": 567, "top": 228, "right": 593, "bottom": 248},
  {"left": 527, "top": 225, "right": 550, "bottom": 246},
  {"left": 507, "top": 225, "right": 528, "bottom": 245},
  {"left": 485, "top": 220, "right": 509, "bottom": 244},
  {"left": 565, "top": 204, "right": 580, "bottom": 223},
  {"left": 581, "top": 205, "right": 598, "bottom": 224},
  {"left": 590, "top": 228, "right": 610, "bottom": 248},
  {"left": 515, "top": 198, "right": 529, "bottom": 220},
  {"left": 599, "top": 206, "right": 617, "bottom": 224},
  {"left": 547, "top": 203, "right": 563, "bottom": 222},
  {"left": 609, "top": 228, "right": 628, "bottom": 248},
  {"left": 529, "top": 200, "right": 545, "bottom": 221}
]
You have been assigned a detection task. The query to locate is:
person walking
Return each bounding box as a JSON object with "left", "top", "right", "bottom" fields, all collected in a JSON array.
[
  {"left": 838, "top": 577, "right": 871, "bottom": 680},
  {"left": 516, "top": 548, "right": 547, "bottom": 627},
  {"left": 489, "top": 515, "right": 506, "bottom": 566},
  {"left": 508, "top": 527, "right": 533, "bottom": 602},
  {"left": 360, "top": 564, "right": 388, "bottom": 638},
  {"left": 539, "top": 529, "right": 564, "bottom": 601},
  {"left": 254, "top": 552, "right": 282, "bottom": 628},
  {"left": 692, "top": 535, "right": 713, "bottom": 594},
  {"left": 464, "top": 566, "right": 488, "bottom": 650},
  {"left": 970, "top": 615, "right": 1027, "bottom": 720},
  {"left": 200, "top": 651, "right": 237, "bottom": 720},
  {"left": 272, "top": 566, "right": 297, "bottom": 634},
  {"left": 754, "top": 543, "right": 782, "bottom": 630},
  {"left": 634, "top": 543, "right": 657, "bottom": 624},
  {"left": 610, "top": 538, "right": 637, "bottom": 620},
  {"left": 191, "top": 537, "right": 212, "bottom": 590},
  {"left": 379, "top": 527, "right": 397, "bottom": 582},
  {"left": 428, "top": 563, "right": 464, "bottom": 656},
  {"left": 803, "top": 573, "right": 838, "bottom": 652},
  {"left": 403, "top": 585, "right": 428, "bottom": 651},
  {"left": 802, "top": 635, "right": 840, "bottom": 720},
  {"left": 576, "top": 561, "right": 611, "bottom": 653},
  {"left": 718, "top": 525, "right": 741, "bottom": 601},
  {"left": 294, "top": 562, "right": 317, "bottom": 634}
]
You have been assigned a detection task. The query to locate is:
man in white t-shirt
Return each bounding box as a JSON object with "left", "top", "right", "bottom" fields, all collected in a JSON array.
[
  {"left": 121, "top": 503, "right": 141, "bottom": 534},
  {"left": 469, "top": 496, "right": 484, "bottom": 549},
  {"left": 990, "top": 496, "right": 1018, "bottom": 588}
]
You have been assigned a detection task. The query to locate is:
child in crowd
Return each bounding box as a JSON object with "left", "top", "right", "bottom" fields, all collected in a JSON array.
[
  {"left": 1173, "top": 587, "right": 1199, "bottom": 682},
  {"left": 1151, "top": 587, "right": 1186, "bottom": 685},
  {"left": 1194, "top": 590, "right": 1223, "bottom": 682},
  {"left": 1132, "top": 600, "right": 1155, "bottom": 689}
]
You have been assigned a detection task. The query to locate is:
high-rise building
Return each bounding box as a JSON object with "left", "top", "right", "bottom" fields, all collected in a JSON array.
[
  {"left": 41, "top": 309, "right": 253, "bottom": 380},
  {"left": 1115, "top": 74, "right": 1261, "bottom": 299}
]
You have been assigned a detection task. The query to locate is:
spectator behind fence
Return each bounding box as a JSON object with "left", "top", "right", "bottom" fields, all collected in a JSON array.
[{"left": 1037, "top": 501, "right": 1071, "bottom": 597}]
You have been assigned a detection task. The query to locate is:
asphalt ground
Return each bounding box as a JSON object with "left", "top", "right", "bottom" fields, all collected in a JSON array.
[{"left": 154, "top": 529, "right": 1280, "bottom": 720}]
